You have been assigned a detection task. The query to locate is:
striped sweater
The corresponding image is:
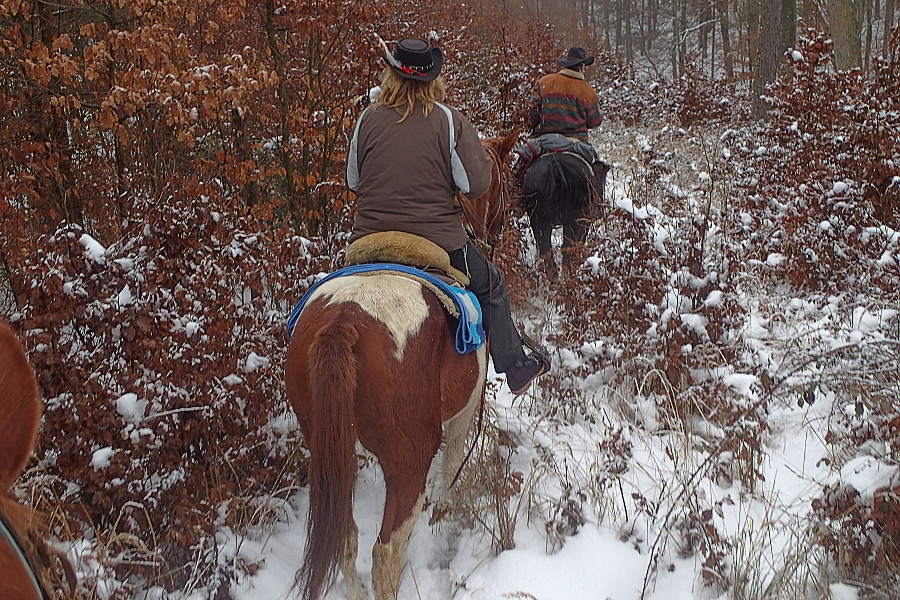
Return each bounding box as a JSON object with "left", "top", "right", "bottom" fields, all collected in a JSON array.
[{"left": 526, "top": 68, "right": 602, "bottom": 141}]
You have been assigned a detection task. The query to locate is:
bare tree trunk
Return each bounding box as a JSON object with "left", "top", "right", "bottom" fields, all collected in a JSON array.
[
  {"left": 753, "top": 0, "right": 784, "bottom": 118},
  {"left": 782, "top": 0, "right": 797, "bottom": 54},
  {"left": 680, "top": 0, "right": 687, "bottom": 74},
  {"left": 746, "top": 0, "right": 759, "bottom": 80},
  {"left": 718, "top": 0, "right": 735, "bottom": 79},
  {"left": 884, "top": 0, "right": 897, "bottom": 57},
  {"left": 829, "top": 0, "right": 863, "bottom": 69},
  {"left": 865, "top": 0, "right": 873, "bottom": 72},
  {"left": 599, "top": 0, "right": 612, "bottom": 48},
  {"left": 710, "top": 7, "right": 717, "bottom": 76},
  {"left": 700, "top": 3, "right": 710, "bottom": 69},
  {"left": 637, "top": 0, "right": 649, "bottom": 56},
  {"left": 624, "top": 0, "right": 634, "bottom": 62},
  {"left": 672, "top": 0, "right": 682, "bottom": 77},
  {"left": 616, "top": 0, "right": 623, "bottom": 54},
  {"left": 648, "top": 0, "right": 658, "bottom": 51}
]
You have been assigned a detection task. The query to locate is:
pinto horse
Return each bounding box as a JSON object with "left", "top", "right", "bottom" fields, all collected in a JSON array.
[
  {"left": 285, "top": 135, "right": 514, "bottom": 600},
  {"left": 0, "top": 322, "right": 69, "bottom": 600},
  {"left": 521, "top": 151, "right": 610, "bottom": 256}
]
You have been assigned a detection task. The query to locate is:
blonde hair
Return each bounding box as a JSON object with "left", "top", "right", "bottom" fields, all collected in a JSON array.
[{"left": 376, "top": 67, "right": 447, "bottom": 122}]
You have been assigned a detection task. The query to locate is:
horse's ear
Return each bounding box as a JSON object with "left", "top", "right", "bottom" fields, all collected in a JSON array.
[
  {"left": 500, "top": 128, "right": 521, "bottom": 161},
  {"left": 0, "top": 323, "right": 41, "bottom": 489}
]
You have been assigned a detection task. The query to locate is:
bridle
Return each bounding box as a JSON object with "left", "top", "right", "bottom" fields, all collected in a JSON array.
[
  {"left": 484, "top": 145, "right": 510, "bottom": 247},
  {"left": 0, "top": 507, "right": 52, "bottom": 600}
]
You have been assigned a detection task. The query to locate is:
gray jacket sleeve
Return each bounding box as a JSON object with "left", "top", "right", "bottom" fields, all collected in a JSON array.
[
  {"left": 437, "top": 104, "right": 493, "bottom": 197},
  {"left": 346, "top": 106, "right": 371, "bottom": 191}
]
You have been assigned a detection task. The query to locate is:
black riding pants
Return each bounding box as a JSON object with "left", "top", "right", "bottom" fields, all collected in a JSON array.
[{"left": 448, "top": 240, "right": 527, "bottom": 373}]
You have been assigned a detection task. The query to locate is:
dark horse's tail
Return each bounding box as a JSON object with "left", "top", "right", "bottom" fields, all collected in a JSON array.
[
  {"left": 298, "top": 314, "right": 359, "bottom": 600},
  {"left": 522, "top": 152, "right": 592, "bottom": 216}
]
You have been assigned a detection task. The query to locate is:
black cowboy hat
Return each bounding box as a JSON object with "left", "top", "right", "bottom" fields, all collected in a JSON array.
[
  {"left": 381, "top": 37, "right": 444, "bottom": 82},
  {"left": 555, "top": 46, "right": 595, "bottom": 68}
]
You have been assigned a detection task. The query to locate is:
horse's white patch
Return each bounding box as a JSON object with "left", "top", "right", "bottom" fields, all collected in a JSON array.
[{"left": 308, "top": 274, "right": 428, "bottom": 360}]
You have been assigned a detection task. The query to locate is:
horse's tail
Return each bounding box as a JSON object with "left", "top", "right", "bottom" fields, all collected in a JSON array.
[
  {"left": 0, "top": 322, "right": 41, "bottom": 488},
  {"left": 547, "top": 154, "right": 591, "bottom": 212},
  {"left": 298, "top": 314, "right": 360, "bottom": 600},
  {"left": 523, "top": 153, "right": 591, "bottom": 214}
]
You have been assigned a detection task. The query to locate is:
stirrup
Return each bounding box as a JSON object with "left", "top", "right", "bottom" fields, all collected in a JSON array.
[{"left": 520, "top": 330, "right": 551, "bottom": 369}]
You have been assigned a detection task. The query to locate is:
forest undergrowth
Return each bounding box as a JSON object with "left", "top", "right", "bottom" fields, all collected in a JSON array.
[{"left": 2, "top": 13, "right": 898, "bottom": 600}]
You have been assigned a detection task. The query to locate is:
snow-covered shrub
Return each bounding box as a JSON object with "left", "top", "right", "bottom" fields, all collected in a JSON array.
[
  {"left": 676, "top": 55, "right": 753, "bottom": 128},
  {"left": 11, "top": 197, "right": 331, "bottom": 591},
  {"left": 737, "top": 26, "right": 900, "bottom": 293}
]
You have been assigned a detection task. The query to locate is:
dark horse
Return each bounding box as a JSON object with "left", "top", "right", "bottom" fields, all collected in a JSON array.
[
  {"left": 0, "top": 323, "right": 74, "bottom": 600},
  {"left": 521, "top": 151, "right": 610, "bottom": 256},
  {"left": 284, "top": 133, "right": 514, "bottom": 600}
]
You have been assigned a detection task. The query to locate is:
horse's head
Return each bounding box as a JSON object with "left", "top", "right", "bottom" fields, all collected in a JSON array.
[
  {"left": 458, "top": 129, "right": 520, "bottom": 254},
  {"left": 481, "top": 128, "right": 519, "bottom": 165},
  {"left": 0, "top": 323, "right": 75, "bottom": 599}
]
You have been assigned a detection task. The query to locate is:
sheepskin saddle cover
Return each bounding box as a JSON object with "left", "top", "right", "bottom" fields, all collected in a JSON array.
[{"left": 345, "top": 231, "right": 470, "bottom": 287}]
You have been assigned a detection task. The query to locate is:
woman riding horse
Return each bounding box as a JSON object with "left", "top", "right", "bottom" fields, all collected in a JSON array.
[
  {"left": 348, "top": 37, "right": 551, "bottom": 392},
  {"left": 286, "top": 37, "right": 552, "bottom": 600}
]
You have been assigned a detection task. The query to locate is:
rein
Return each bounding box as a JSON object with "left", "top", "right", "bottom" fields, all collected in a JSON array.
[
  {"left": 459, "top": 145, "right": 509, "bottom": 259},
  {"left": 0, "top": 508, "right": 51, "bottom": 600},
  {"left": 450, "top": 136, "right": 513, "bottom": 488}
]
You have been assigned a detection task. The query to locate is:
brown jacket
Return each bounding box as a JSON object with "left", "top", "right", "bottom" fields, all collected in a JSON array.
[{"left": 347, "top": 101, "right": 492, "bottom": 252}]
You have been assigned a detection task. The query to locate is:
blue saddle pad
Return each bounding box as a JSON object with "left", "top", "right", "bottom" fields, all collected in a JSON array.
[{"left": 286, "top": 263, "right": 485, "bottom": 354}]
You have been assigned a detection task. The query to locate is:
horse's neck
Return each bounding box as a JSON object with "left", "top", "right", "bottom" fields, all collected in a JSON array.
[{"left": 0, "top": 498, "right": 46, "bottom": 600}]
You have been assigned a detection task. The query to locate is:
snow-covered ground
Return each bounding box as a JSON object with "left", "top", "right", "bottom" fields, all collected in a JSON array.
[{"left": 197, "top": 124, "right": 898, "bottom": 600}]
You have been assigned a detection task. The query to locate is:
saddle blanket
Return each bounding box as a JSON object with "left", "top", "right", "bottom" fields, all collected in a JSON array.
[
  {"left": 286, "top": 263, "right": 485, "bottom": 354},
  {"left": 514, "top": 132, "right": 602, "bottom": 168}
]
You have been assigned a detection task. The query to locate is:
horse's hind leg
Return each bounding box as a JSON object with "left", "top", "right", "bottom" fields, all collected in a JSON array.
[
  {"left": 562, "top": 215, "right": 589, "bottom": 249},
  {"left": 372, "top": 481, "right": 426, "bottom": 600},
  {"left": 560, "top": 217, "right": 590, "bottom": 269},
  {"left": 341, "top": 518, "right": 365, "bottom": 600},
  {"left": 529, "top": 212, "right": 553, "bottom": 256}
]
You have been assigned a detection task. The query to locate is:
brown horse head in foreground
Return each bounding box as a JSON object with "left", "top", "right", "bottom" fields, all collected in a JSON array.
[
  {"left": 1, "top": 322, "right": 47, "bottom": 600},
  {"left": 0, "top": 322, "right": 75, "bottom": 600}
]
